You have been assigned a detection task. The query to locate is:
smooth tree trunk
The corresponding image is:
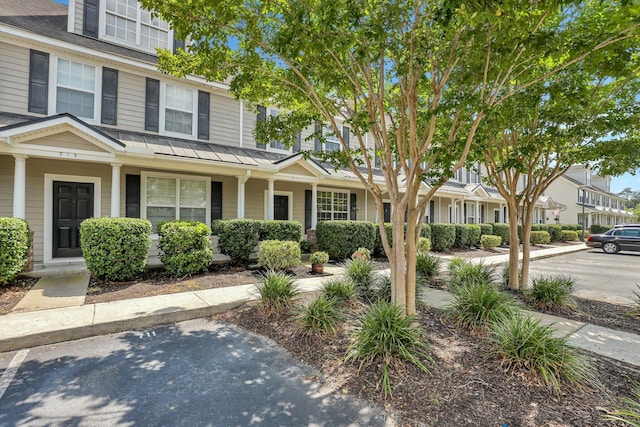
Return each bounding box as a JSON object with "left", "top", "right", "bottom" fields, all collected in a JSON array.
[
  {"left": 507, "top": 200, "right": 521, "bottom": 290},
  {"left": 519, "top": 203, "right": 536, "bottom": 289}
]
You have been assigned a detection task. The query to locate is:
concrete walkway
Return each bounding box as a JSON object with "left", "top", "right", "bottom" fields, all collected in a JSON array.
[
  {"left": 12, "top": 273, "right": 90, "bottom": 312},
  {"left": 2, "top": 242, "right": 639, "bottom": 368}
]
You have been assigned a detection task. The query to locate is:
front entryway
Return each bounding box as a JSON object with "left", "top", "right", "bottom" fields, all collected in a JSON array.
[
  {"left": 53, "top": 181, "right": 94, "bottom": 258},
  {"left": 274, "top": 195, "right": 289, "bottom": 220}
]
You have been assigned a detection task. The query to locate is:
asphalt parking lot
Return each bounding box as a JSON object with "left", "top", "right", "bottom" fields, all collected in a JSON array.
[{"left": 528, "top": 249, "right": 640, "bottom": 305}]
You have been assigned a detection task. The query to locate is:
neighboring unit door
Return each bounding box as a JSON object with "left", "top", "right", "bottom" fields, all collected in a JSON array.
[
  {"left": 383, "top": 202, "right": 391, "bottom": 223},
  {"left": 273, "top": 195, "right": 289, "bottom": 220},
  {"left": 53, "top": 181, "right": 94, "bottom": 258}
]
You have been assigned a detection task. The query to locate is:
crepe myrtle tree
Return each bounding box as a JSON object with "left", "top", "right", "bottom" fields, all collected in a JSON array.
[
  {"left": 142, "top": 0, "right": 640, "bottom": 314},
  {"left": 473, "top": 41, "right": 640, "bottom": 290}
]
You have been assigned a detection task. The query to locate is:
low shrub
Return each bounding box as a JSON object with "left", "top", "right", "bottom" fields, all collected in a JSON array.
[
  {"left": 454, "top": 224, "right": 471, "bottom": 249},
  {"left": 344, "top": 257, "right": 376, "bottom": 300},
  {"left": 298, "top": 295, "right": 341, "bottom": 336},
  {"left": 531, "top": 224, "right": 541, "bottom": 232},
  {"left": 491, "top": 223, "right": 510, "bottom": 245},
  {"left": 416, "top": 252, "right": 440, "bottom": 279},
  {"left": 346, "top": 301, "right": 433, "bottom": 396},
  {"left": 316, "top": 221, "right": 376, "bottom": 260},
  {"left": 467, "top": 224, "right": 481, "bottom": 247},
  {"left": 525, "top": 275, "right": 576, "bottom": 312},
  {"left": 417, "top": 237, "right": 431, "bottom": 253},
  {"left": 80, "top": 218, "right": 151, "bottom": 281},
  {"left": 446, "top": 281, "right": 519, "bottom": 334},
  {"left": 549, "top": 224, "right": 563, "bottom": 242},
  {"left": 420, "top": 223, "right": 432, "bottom": 240},
  {"left": 481, "top": 235, "right": 502, "bottom": 250},
  {"left": 530, "top": 231, "right": 551, "bottom": 245},
  {"left": 561, "top": 230, "right": 579, "bottom": 242},
  {"left": 255, "top": 270, "right": 298, "bottom": 313},
  {"left": 479, "top": 223, "right": 493, "bottom": 237},
  {"left": 299, "top": 239, "right": 311, "bottom": 254},
  {"left": 605, "top": 382, "right": 640, "bottom": 426},
  {"left": 430, "top": 223, "right": 456, "bottom": 252},
  {"left": 258, "top": 240, "right": 301, "bottom": 270},
  {"left": 448, "top": 260, "right": 497, "bottom": 290},
  {"left": 210, "top": 219, "right": 225, "bottom": 235},
  {"left": 538, "top": 224, "right": 551, "bottom": 234},
  {"left": 259, "top": 220, "right": 302, "bottom": 242},
  {"left": 158, "top": 221, "right": 213, "bottom": 276},
  {"left": 0, "top": 218, "right": 30, "bottom": 285},
  {"left": 561, "top": 224, "right": 580, "bottom": 231},
  {"left": 589, "top": 224, "right": 610, "bottom": 234},
  {"left": 490, "top": 314, "right": 599, "bottom": 393},
  {"left": 218, "top": 219, "right": 261, "bottom": 265},
  {"left": 322, "top": 278, "right": 355, "bottom": 304}
]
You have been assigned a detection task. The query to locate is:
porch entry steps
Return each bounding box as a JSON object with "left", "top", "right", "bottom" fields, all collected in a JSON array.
[{"left": 12, "top": 273, "right": 90, "bottom": 313}]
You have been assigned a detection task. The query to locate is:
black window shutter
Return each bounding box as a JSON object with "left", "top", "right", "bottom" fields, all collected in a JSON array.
[
  {"left": 256, "top": 105, "right": 267, "bottom": 149},
  {"left": 101, "top": 67, "right": 118, "bottom": 125},
  {"left": 28, "top": 50, "right": 49, "bottom": 114},
  {"left": 342, "top": 126, "right": 350, "bottom": 150},
  {"left": 145, "top": 78, "right": 160, "bottom": 132},
  {"left": 304, "top": 190, "right": 312, "bottom": 231},
  {"left": 83, "top": 0, "right": 99, "bottom": 38},
  {"left": 429, "top": 200, "right": 435, "bottom": 223},
  {"left": 125, "top": 174, "right": 141, "bottom": 218},
  {"left": 173, "top": 38, "right": 186, "bottom": 54},
  {"left": 211, "top": 181, "right": 223, "bottom": 220},
  {"left": 198, "top": 91, "right": 210, "bottom": 140},
  {"left": 293, "top": 132, "right": 301, "bottom": 152},
  {"left": 350, "top": 193, "right": 357, "bottom": 220},
  {"left": 314, "top": 121, "right": 322, "bottom": 151},
  {"left": 464, "top": 203, "right": 468, "bottom": 223}
]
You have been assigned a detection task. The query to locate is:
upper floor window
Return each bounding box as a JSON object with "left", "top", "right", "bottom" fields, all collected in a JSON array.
[
  {"left": 322, "top": 127, "right": 341, "bottom": 153},
  {"left": 163, "top": 84, "right": 194, "bottom": 136},
  {"left": 55, "top": 59, "right": 97, "bottom": 120},
  {"left": 102, "top": 0, "right": 171, "bottom": 53},
  {"left": 268, "top": 109, "right": 290, "bottom": 152}
]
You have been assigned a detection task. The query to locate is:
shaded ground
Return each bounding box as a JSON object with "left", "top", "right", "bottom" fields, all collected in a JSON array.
[
  {"left": 0, "top": 276, "right": 38, "bottom": 315},
  {"left": 216, "top": 302, "right": 640, "bottom": 427}
]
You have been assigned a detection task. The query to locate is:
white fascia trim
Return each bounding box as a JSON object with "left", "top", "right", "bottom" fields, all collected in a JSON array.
[
  {"left": 0, "top": 116, "right": 126, "bottom": 152},
  {"left": 7, "top": 145, "right": 118, "bottom": 163},
  {"left": 274, "top": 154, "right": 328, "bottom": 176},
  {"left": 44, "top": 173, "right": 102, "bottom": 263},
  {"left": 0, "top": 25, "right": 230, "bottom": 92}
]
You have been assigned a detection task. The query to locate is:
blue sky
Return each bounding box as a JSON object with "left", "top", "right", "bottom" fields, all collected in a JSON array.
[{"left": 47, "top": 0, "right": 640, "bottom": 194}]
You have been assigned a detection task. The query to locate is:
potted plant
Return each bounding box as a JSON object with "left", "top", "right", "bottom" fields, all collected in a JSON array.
[
  {"left": 310, "top": 251, "right": 329, "bottom": 273},
  {"left": 351, "top": 247, "right": 371, "bottom": 261}
]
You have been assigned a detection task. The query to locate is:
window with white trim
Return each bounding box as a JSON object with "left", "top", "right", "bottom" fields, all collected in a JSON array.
[
  {"left": 143, "top": 173, "right": 209, "bottom": 231},
  {"left": 103, "top": 0, "right": 170, "bottom": 52},
  {"left": 317, "top": 190, "right": 349, "bottom": 221},
  {"left": 55, "top": 58, "right": 97, "bottom": 120},
  {"left": 162, "top": 83, "right": 196, "bottom": 137},
  {"left": 268, "top": 109, "right": 290, "bottom": 152},
  {"left": 322, "top": 126, "right": 340, "bottom": 152}
]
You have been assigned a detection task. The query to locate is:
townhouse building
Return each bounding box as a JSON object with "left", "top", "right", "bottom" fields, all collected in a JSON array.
[{"left": 0, "top": 1, "right": 630, "bottom": 270}]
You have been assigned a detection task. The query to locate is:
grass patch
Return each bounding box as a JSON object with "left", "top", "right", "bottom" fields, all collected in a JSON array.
[{"left": 346, "top": 301, "right": 433, "bottom": 396}]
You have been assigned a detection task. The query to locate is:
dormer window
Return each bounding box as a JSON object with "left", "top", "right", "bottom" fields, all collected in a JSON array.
[{"left": 101, "top": 0, "right": 171, "bottom": 53}]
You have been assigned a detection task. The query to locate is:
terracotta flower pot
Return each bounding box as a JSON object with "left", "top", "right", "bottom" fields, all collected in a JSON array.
[{"left": 311, "top": 263, "right": 324, "bottom": 274}]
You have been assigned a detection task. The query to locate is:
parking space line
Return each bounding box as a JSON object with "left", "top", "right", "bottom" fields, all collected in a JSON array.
[{"left": 0, "top": 349, "right": 29, "bottom": 401}]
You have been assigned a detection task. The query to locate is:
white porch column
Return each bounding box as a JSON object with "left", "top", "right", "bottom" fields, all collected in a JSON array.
[
  {"left": 237, "top": 171, "right": 251, "bottom": 219},
  {"left": 110, "top": 163, "right": 121, "bottom": 218},
  {"left": 311, "top": 183, "right": 318, "bottom": 229},
  {"left": 475, "top": 201, "right": 480, "bottom": 224},
  {"left": 12, "top": 155, "right": 28, "bottom": 219},
  {"left": 267, "top": 178, "right": 275, "bottom": 220}
]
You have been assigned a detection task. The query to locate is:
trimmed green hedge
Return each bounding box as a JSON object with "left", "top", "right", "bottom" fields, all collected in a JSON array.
[
  {"left": 561, "top": 230, "right": 579, "bottom": 242},
  {"left": 259, "top": 220, "right": 302, "bottom": 242},
  {"left": 218, "top": 219, "right": 261, "bottom": 265},
  {"left": 549, "top": 224, "right": 563, "bottom": 242},
  {"left": 0, "top": 218, "right": 30, "bottom": 285},
  {"left": 530, "top": 230, "right": 551, "bottom": 245},
  {"left": 480, "top": 234, "right": 501, "bottom": 250},
  {"left": 530, "top": 224, "right": 541, "bottom": 232},
  {"left": 589, "top": 224, "right": 611, "bottom": 234},
  {"left": 538, "top": 224, "right": 551, "bottom": 234},
  {"left": 491, "top": 223, "right": 510, "bottom": 245},
  {"left": 561, "top": 224, "right": 581, "bottom": 231},
  {"left": 158, "top": 221, "right": 213, "bottom": 276},
  {"left": 80, "top": 218, "right": 151, "bottom": 281},
  {"left": 431, "top": 223, "right": 456, "bottom": 252},
  {"left": 479, "top": 223, "right": 493, "bottom": 236},
  {"left": 467, "top": 224, "right": 481, "bottom": 247},
  {"left": 258, "top": 240, "right": 301, "bottom": 270},
  {"left": 454, "top": 224, "right": 470, "bottom": 249},
  {"left": 373, "top": 223, "right": 393, "bottom": 257},
  {"left": 418, "top": 237, "right": 431, "bottom": 253},
  {"left": 316, "top": 221, "right": 376, "bottom": 260},
  {"left": 420, "top": 223, "right": 431, "bottom": 240}
]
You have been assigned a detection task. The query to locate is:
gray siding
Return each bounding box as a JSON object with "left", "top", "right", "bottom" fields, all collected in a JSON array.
[
  {"left": 0, "top": 42, "right": 30, "bottom": 115},
  {"left": 211, "top": 93, "right": 241, "bottom": 147},
  {"left": 116, "top": 71, "right": 147, "bottom": 131},
  {"left": 0, "top": 156, "right": 13, "bottom": 217},
  {"left": 73, "top": 0, "right": 84, "bottom": 35}
]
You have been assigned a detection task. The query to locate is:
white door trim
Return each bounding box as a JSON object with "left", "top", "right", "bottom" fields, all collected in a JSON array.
[
  {"left": 263, "top": 190, "right": 294, "bottom": 220},
  {"left": 44, "top": 173, "right": 102, "bottom": 264}
]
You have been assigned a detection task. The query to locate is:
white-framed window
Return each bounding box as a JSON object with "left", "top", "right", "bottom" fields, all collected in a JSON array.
[
  {"left": 317, "top": 189, "right": 349, "bottom": 221},
  {"left": 267, "top": 109, "right": 291, "bottom": 153},
  {"left": 322, "top": 126, "right": 341, "bottom": 153},
  {"left": 455, "top": 168, "right": 464, "bottom": 182},
  {"left": 102, "top": 0, "right": 172, "bottom": 54},
  {"left": 141, "top": 172, "right": 210, "bottom": 232},
  {"left": 52, "top": 58, "right": 100, "bottom": 121},
  {"left": 161, "top": 83, "right": 197, "bottom": 137},
  {"left": 465, "top": 203, "right": 476, "bottom": 224}
]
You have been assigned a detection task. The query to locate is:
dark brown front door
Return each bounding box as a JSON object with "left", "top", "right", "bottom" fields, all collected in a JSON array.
[
  {"left": 53, "top": 181, "right": 94, "bottom": 258},
  {"left": 274, "top": 195, "right": 289, "bottom": 220}
]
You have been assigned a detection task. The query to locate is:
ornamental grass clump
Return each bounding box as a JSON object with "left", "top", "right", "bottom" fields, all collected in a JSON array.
[
  {"left": 525, "top": 275, "right": 576, "bottom": 312},
  {"left": 630, "top": 284, "right": 640, "bottom": 317},
  {"left": 416, "top": 252, "right": 440, "bottom": 280},
  {"left": 448, "top": 259, "right": 497, "bottom": 290},
  {"left": 255, "top": 270, "right": 299, "bottom": 313},
  {"left": 322, "top": 278, "right": 355, "bottom": 304},
  {"left": 346, "top": 301, "right": 433, "bottom": 396},
  {"left": 298, "top": 295, "right": 341, "bottom": 336},
  {"left": 490, "top": 314, "right": 599, "bottom": 393},
  {"left": 446, "top": 280, "right": 519, "bottom": 334},
  {"left": 604, "top": 382, "right": 640, "bottom": 426},
  {"left": 343, "top": 257, "right": 376, "bottom": 301}
]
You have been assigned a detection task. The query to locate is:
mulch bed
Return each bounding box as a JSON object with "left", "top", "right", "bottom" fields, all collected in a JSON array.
[
  {"left": 216, "top": 302, "right": 640, "bottom": 426},
  {"left": 0, "top": 276, "right": 38, "bottom": 315}
]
